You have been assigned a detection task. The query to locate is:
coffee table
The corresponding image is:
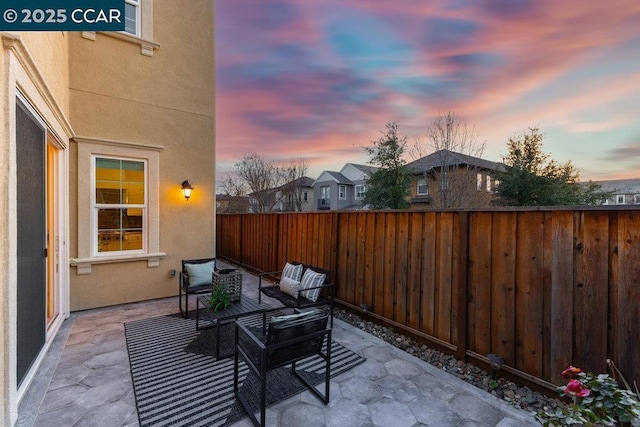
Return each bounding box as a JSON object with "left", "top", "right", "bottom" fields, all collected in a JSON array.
[{"left": 196, "top": 296, "right": 267, "bottom": 359}]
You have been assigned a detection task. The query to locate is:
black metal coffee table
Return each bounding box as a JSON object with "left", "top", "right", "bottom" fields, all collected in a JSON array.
[{"left": 196, "top": 296, "right": 266, "bottom": 359}]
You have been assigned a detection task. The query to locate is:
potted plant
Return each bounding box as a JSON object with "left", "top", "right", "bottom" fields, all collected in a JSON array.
[{"left": 208, "top": 286, "right": 231, "bottom": 312}]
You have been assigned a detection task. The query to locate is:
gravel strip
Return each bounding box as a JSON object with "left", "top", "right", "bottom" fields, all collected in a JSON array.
[{"left": 334, "top": 308, "right": 566, "bottom": 419}]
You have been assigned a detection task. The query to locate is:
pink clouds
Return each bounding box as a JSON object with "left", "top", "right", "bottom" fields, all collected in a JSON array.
[{"left": 216, "top": 0, "right": 640, "bottom": 180}]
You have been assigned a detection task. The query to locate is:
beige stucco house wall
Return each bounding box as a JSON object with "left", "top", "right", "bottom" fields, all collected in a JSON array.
[
  {"left": 68, "top": 1, "right": 216, "bottom": 310},
  {"left": 0, "top": 1, "right": 216, "bottom": 424}
]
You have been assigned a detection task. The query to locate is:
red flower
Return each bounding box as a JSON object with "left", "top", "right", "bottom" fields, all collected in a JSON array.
[
  {"left": 565, "top": 379, "right": 590, "bottom": 397},
  {"left": 562, "top": 366, "right": 583, "bottom": 378}
]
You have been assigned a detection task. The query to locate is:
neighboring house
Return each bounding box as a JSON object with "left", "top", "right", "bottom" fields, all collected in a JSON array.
[
  {"left": 0, "top": 2, "right": 216, "bottom": 423},
  {"left": 591, "top": 178, "right": 640, "bottom": 205},
  {"left": 277, "top": 176, "right": 315, "bottom": 212},
  {"left": 216, "top": 194, "right": 250, "bottom": 213},
  {"left": 406, "top": 150, "right": 503, "bottom": 209},
  {"left": 314, "top": 163, "right": 378, "bottom": 210}
]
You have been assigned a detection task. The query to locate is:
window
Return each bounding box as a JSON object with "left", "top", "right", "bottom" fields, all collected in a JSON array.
[
  {"left": 339, "top": 185, "right": 346, "bottom": 200},
  {"left": 634, "top": 194, "right": 640, "bottom": 205},
  {"left": 441, "top": 171, "right": 448, "bottom": 191},
  {"left": 486, "top": 175, "right": 491, "bottom": 192},
  {"left": 477, "top": 173, "right": 483, "bottom": 191},
  {"left": 75, "top": 137, "right": 163, "bottom": 274},
  {"left": 616, "top": 194, "right": 625, "bottom": 205},
  {"left": 124, "top": 0, "right": 140, "bottom": 36},
  {"left": 355, "top": 185, "right": 366, "bottom": 200},
  {"left": 417, "top": 178, "right": 428, "bottom": 195},
  {"left": 321, "top": 186, "right": 330, "bottom": 200},
  {"left": 94, "top": 157, "right": 145, "bottom": 254},
  {"left": 303, "top": 191, "right": 308, "bottom": 202},
  {"left": 494, "top": 179, "right": 500, "bottom": 190}
]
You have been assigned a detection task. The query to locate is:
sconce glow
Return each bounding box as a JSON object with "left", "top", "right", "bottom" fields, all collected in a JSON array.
[{"left": 181, "top": 180, "right": 193, "bottom": 200}]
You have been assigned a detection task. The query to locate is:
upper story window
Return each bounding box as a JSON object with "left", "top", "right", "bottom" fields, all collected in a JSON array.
[
  {"left": 339, "top": 185, "right": 347, "bottom": 200},
  {"left": 486, "top": 175, "right": 492, "bottom": 192},
  {"left": 417, "top": 178, "right": 429, "bottom": 195},
  {"left": 94, "top": 157, "right": 145, "bottom": 255},
  {"left": 355, "top": 184, "right": 366, "bottom": 200},
  {"left": 124, "top": 0, "right": 140, "bottom": 36},
  {"left": 303, "top": 191, "right": 308, "bottom": 202},
  {"left": 321, "top": 186, "right": 330, "bottom": 200},
  {"left": 634, "top": 194, "right": 640, "bottom": 205},
  {"left": 477, "top": 173, "right": 483, "bottom": 191},
  {"left": 616, "top": 194, "right": 625, "bottom": 205}
]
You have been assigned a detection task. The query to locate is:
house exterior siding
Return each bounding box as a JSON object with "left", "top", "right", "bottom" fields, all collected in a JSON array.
[{"left": 0, "top": 1, "right": 215, "bottom": 422}]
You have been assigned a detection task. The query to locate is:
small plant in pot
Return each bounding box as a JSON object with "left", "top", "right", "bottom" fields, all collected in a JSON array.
[{"left": 208, "top": 286, "right": 231, "bottom": 312}]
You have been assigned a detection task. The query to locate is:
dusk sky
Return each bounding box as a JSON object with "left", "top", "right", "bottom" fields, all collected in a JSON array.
[{"left": 215, "top": 1, "right": 640, "bottom": 182}]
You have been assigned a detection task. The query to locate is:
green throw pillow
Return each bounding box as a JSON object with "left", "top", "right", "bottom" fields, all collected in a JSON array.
[{"left": 185, "top": 260, "right": 215, "bottom": 287}]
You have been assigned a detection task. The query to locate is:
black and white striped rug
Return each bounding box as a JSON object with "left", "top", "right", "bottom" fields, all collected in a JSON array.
[{"left": 125, "top": 312, "right": 365, "bottom": 427}]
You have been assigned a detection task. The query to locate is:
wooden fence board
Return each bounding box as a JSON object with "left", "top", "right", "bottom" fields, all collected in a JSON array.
[
  {"left": 614, "top": 212, "right": 640, "bottom": 384},
  {"left": 395, "top": 212, "right": 409, "bottom": 324},
  {"left": 468, "top": 212, "right": 492, "bottom": 355},
  {"left": 574, "top": 211, "right": 609, "bottom": 375},
  {"left": 515, "top": 212, "right": 545, "bottom": 377},
  {"left": 490, "top": 212, "right": 517, "bottom": 365},
  {"left": 407, "top": 213, "right": 423, "bottom": 330},
  {"left": 374, "top": 213, "right": 386, "bottom": 316},
  {"left": 545, "top": 211, "right": 574, "bottom": 383},
  {"left": 364, "top": 213, "right": 377, "bottom": 311},
  {"left": 355, "top": 213, "right": 366, "bottom": 309},
  {"left": 435, "top": 212, "right": 454, "bottom": 341},
  {"left": 420, "top": 212, "right": 437, "bottom": 335},
  {"left": 383, "top": 213, "right": 397, "bottom": 319}
]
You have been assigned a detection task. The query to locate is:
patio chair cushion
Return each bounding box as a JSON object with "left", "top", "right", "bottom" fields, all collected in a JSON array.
[
  {"left": 269, "top": 308, "right": 323, "bottom": 326},
  {"left": 281, "top": 262, "right": 303, "bottom": 283},
  {"left": 299, "top": 269, "right": 326, "bottom": 302},
  {"left": 279, "top": 276, "right": 301, "bottom": 298},
  {"left": 184, "top": 260, "right": 215, "bottom": 287}
]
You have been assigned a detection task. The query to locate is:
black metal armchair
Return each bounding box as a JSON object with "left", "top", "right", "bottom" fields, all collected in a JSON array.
[
  {"left": 179, "top": 258, "right": 215, "bottom": 318},
  {"left": 233, "top": 309, "right": 331, "bottom": 426}
]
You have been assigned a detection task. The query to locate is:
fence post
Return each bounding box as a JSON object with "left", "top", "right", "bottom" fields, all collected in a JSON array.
[{"left": 455, "top": 211, "right": 470, "bottom": 361}]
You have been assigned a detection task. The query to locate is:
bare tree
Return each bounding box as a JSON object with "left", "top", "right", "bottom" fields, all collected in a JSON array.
[
  {"left": 280, "top": 158, "right": 310, "bottom": 211},
  {"left": 411, "top": 112, "right": 489, "bottom": 208},
  {"left": 217, "top": 170, "right": 249, "bottom": 213},
  {"left": 234, "top": 153, "right": 288, "bottom": 213}
]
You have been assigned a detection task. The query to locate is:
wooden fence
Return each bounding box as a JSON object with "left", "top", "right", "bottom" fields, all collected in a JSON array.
[{"left": 216, "top": 208, "right": 640, "bottom": 388}]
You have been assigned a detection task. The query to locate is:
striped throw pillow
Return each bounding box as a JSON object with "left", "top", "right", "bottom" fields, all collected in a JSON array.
[
  {"left": 281, "top": 262, "right": 303, "bottom": 282},
  {"left": 299, "top": 269, "right": 326, "bottom": 302}
]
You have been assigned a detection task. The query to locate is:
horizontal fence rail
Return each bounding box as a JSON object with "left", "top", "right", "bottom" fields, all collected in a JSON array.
[{"left": 216, "top": 208, "right": 640, "bottom": 388}]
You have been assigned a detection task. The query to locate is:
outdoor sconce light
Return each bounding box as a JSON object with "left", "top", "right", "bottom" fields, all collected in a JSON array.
[
  {"left": 181, "top": 180, "right": 193, "bottom": 201},
  {"left": 487, "top": 353, "right": 505, "bottom": 380}
]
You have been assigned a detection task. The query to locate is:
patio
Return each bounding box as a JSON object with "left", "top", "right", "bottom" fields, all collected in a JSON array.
[{"left": 16, "top": 265, "right": 540, "bottom": 426}]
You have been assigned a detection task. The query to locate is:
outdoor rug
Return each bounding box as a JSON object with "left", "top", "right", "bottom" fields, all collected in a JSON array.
[{"left": 124, "top": 311, "right": 365, "bottom": 427}]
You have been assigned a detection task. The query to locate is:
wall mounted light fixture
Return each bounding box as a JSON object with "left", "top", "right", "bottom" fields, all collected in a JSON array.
[{"left": 181, "top": 180, "right": 193, "bottom": 201}]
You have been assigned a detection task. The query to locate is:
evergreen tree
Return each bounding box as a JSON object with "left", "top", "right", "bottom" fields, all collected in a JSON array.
[
  {"left": 494, "top": 128, "right": 609, "bottom": 206},
  {"left": 363, "top": 122, "right": 411, "bottom": 209}
]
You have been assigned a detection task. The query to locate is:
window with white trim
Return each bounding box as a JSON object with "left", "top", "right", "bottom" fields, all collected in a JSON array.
[
  {"left": 477, "top": 173, "right": 482, "bottom": 191},
  {"left": 124, "top": 0, "right": 140, "bottom": 36},
  {"left": 75, "top": 137, "right": 163, "bottom": 274},
  {"left": 94, "top": 157, "right": 145, "bottom": 255},
  {"left": 355, "top": 184, "right": 366, "bottom": 200},
  {"left": 634, "top": 194, "right": 640, "bottom": 205},
  {"left": 339, "top": 185, "right": 347, "bottom": 200},
  {"left": 486, "top": 175, "right": 491, "bottom": 192},
  {"left": 417, "top": 178, "right": 428, "bottom": 195},
  {"left": 616, "top": 194, "right": 625, "bottom": 205}
]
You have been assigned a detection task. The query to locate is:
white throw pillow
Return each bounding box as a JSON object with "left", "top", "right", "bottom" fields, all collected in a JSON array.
[
  {"left": 279, "top": 276, "right": 301, "bottom": 298},
  {"left": 299, "top": 269, "right": 326, "bottom": 302}
]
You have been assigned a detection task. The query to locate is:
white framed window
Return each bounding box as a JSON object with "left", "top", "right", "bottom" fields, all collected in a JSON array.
[
  {"left": 634, "top": 194, "right": 640, "bottom": 205},
  {"left": 321, "top": 186, "right": 330, "bottom": 200},
  {"left": 494, "top": 179, "right": 500, "bottom": 190},
  {"left": 94, "top": 156, "right": 146, "bottom": 255},
  {"left": 616, "top": 194, "right": 625, "bottom": 205},
  {"left": 75, "top": 137, "right": 163, "bottom": 274},
  {"left": 124, "top": 0, "right": 140, "bottom": 36},
  {"left": 477, "top": 173, "right": 483, "bottom": 191},
  {"left": 339, "top": 185, "right": 347, "bottom": 200},
  {"left": 417, "top": 178, "right": 428, "bottom": 195},
  {"left": 486, "top": 175, "right": 491, "bottom": 192},
  {"left": 355, "top": 184, "right": 366, "bottom": 200}
]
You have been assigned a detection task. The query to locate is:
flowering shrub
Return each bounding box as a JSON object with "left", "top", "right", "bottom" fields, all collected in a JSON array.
[{"left": 537, "top": 364, "right": 640, "bottom": 426}]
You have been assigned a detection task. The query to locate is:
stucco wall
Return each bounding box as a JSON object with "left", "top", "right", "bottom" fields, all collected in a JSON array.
[{"left": 68, "top": 0, "right": 216, "bottom": 310}]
